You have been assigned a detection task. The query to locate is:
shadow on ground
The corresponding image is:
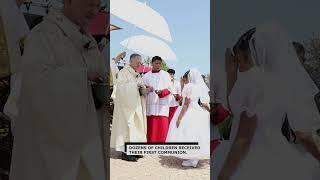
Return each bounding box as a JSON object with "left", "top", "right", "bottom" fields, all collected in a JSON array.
[
  {"left": 110, "top": 148, "right": 122, "bottom": 160},
  {"left": 158, "top": 156, "right": 210, "bottom": 170}
]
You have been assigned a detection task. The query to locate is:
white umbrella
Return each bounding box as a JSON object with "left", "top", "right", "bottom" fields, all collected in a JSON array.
[
  {"left": 110, "top": 0, "right": 172, "bottom": 42},
  {"left": 120, "top": 35, "right": 177, "bottom": 60}
]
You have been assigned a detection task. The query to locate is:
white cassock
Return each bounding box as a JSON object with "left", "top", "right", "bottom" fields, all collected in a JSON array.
[
  {"left": 143, "top": 70, "right": 172, "bottom": 116},
  {"left": 169, "top": 79, "right": 181, "bottom": 108},
  {"left": 143, "top": 70, "right": 172, "bottom": 142},
  {"left": 168, "top": 79, "right": 181, "bottom": 125},
  {"left": 0, "top": 0, "right": 29, "bottom": 133},
  {"left": 9, "top": 12, "right": 106, "bottom": 180}
]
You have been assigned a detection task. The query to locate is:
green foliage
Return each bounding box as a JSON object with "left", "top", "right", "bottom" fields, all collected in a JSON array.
[{"left": 161, "top": 61, "right": 169, "bottom": 71}]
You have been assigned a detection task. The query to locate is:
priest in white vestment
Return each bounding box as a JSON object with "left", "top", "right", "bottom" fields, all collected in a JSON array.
[
  {"left": 143, "top": 56, "right": 173, "bottom": 142},
  {"left": 111, "top": 53, "right": 150, "bottom": 162},
  {"left": 0, "top": 0, "right": 29, "bottom": 134},
  {"left": 9, "top": 0, "right": 107, "bottom": 179}
]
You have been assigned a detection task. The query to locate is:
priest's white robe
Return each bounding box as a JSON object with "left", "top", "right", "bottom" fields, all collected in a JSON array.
[
  {"left": 110, "top": 65, "right": 147, "bottom": 152},
  {"left": 0, "top": 0, "right": 29, "bottom": 132},
  {"left": 9, "top": 12, "right": 106, "bottom": 180}
]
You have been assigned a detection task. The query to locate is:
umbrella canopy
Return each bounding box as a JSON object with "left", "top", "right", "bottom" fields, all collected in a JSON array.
[
  {"left": 137, "top": 64, "right": 152, "bottom": 74},
  {"left": 110, "top": 0, "right": 172, "bottom": 42},
  {"left": 120, "top": 35, "right": 177, "bottom": 60}
]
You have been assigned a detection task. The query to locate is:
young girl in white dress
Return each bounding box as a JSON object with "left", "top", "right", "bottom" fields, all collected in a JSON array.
[
  {"left": 216, "top": 22, "right": 320, "bottom": 180},
  {"left": 166, "top": 69, "right": 210, "bottom": 168}
]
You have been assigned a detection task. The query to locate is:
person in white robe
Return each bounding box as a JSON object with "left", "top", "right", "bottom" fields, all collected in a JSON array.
[
  {"left": 0, "top": 0, "right": 30, "bottom": 134},
  {"left": 216, "top": 22, "right": 320, "bottom": 180},
  {"left": 9, "top": 0, "right": 107, "bottom": 179},
  {"left": 211, "top": 57, "right": 235, "bottom": 180},
  {"left": 166, "top": 69, "right": 210, "bottom": 167},
  {"left": 110, "top": 53, "right": 151, "bottom": 162},
  {"left": 143, "top": 56, "right": 173, "bottom": 143},
  {"left": 167, "top": 68, "right": 182, "bottom": 126},
  {"left": 110, "top": 51, "right": 125, "bottom": 85}
]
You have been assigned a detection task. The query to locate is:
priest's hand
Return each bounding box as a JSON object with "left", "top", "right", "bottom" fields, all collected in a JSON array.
[{"left": 139, "top": 87, "right": 150, "bottom": 96}]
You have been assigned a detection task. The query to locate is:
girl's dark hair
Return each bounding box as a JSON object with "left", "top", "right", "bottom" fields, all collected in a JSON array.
[
  {"left": 183, "top": 70, "right": 190, "bottom": 79},
  {"left": 233, "top": 27, "right": 256, "bottom": 54},
  {"left": 167, "top": 69, "right": 175, "bottom": 75}
]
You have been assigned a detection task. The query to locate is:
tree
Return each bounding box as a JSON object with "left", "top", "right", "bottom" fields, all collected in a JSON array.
[
  {"left": 143, "top": 56, "right": 152, "bottom": 66},
  {"left": 161, "top": 60, "right": 169, "bottom": 71}
]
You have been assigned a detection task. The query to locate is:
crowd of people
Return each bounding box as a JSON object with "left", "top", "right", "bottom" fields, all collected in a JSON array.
[
  {"left": 110, "top": 54, "right": 211, "bottom": 168},
  {"left": 211, "top": 22, "right": 320, "bottom": 180}
]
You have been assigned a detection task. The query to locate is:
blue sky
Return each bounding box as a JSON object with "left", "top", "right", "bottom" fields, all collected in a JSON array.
[{"left": 110, "top": 0, "right": 210, "bottom": 78}]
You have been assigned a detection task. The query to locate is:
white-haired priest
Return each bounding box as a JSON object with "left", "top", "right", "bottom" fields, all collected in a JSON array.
[{"left": 111, "top": 53, "right": 152, "bottom": 162}]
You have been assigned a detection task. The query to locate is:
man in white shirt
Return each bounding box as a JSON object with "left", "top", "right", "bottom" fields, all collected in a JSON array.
[
  {"left": 143, "top": 56, "right": 172, "bottom": 142},
  {"left": 167, "top": 68, "right": 182, "bottom": 126},
  {"left": 110, "top": 51, "right": 126, "bottom": 84}
]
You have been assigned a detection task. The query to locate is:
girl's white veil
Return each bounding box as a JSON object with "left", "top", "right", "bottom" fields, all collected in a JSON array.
[
  {"left": 188, "top": 68, "right": 210, "bottom": 103},
  {"left": 250, "top": 22, "right": 320, "bottom": 132}
]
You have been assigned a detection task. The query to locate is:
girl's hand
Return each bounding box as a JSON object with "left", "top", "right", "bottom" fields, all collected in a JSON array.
[{"left": 176, "top": 117, "right": 182, "bottom": 128}]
